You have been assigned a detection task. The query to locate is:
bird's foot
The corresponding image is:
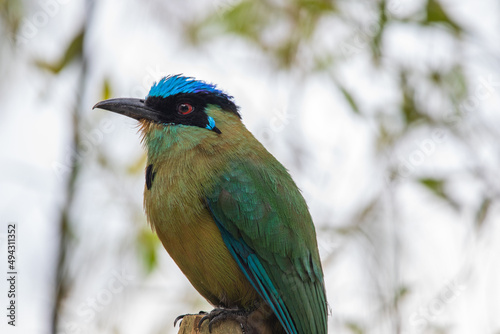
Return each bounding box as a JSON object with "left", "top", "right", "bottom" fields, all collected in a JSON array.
[
  {"left": 198, "top": 307, "right": 255, "bottom": 334},
  {"left": 173, "top": 310, "right": 207, "bottom": 327}
]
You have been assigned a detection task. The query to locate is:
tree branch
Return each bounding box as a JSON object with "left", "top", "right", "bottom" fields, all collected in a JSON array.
[{"left": 178, "top": 314, "right": 243, "bottom": 334}]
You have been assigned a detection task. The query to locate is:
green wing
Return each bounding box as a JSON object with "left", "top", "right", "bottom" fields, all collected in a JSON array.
[{"left": 206, "top": 158, "right": 327, "bottom": 334}]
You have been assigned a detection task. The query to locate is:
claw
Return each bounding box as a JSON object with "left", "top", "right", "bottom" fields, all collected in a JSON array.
[
  {"left": 198, "top": 314, "right": 209, "bottom": 331},
  {"left": 173, "top": 314, "right": 184, "bottom": 327},
  {"left": 174, "top": 310, "right": 209, "bottom": 328},
  {"left": 196, "top": 307, "right": 253, "bottom": 333}
]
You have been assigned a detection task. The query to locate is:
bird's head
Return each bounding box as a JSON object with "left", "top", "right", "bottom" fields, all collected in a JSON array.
[{"left": 93, "top": 75, "right": 240, "bottom": 139}]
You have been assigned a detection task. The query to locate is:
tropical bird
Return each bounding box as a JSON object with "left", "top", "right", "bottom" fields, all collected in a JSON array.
[{"left": 93, "top": 75, "right": 328, "bottom": 334}]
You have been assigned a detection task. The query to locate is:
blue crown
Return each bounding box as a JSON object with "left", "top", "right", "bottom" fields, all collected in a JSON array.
[{"left": 147, "top": 75, "right": 225, "bottom": 98}]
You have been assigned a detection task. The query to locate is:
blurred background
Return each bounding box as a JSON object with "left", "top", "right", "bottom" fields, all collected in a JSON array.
[{"left": 1, "top": 0, "right": 499, "bottom": 333}]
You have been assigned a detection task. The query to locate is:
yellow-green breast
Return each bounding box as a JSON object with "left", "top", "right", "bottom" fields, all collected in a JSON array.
[{"left": 141, "top": 110, "right": 263, "bottom": 308}]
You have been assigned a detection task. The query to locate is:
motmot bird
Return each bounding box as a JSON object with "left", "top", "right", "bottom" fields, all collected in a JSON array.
[{"left": 93, "top": 75, "right": 328, "bottom": 334}]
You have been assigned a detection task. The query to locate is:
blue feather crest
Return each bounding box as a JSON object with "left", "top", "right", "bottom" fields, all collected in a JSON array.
[{"left": 147, "top": 74, "right": 225, "bottom": 98}]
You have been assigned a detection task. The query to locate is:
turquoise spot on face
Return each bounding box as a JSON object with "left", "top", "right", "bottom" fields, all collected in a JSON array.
[{"left": 206, "top": 116, "right": 216, "bottom": 131}]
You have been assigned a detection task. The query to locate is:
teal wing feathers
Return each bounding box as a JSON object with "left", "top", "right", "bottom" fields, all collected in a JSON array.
[{"left": 206, "top": 158, "right": 328, "bottom": 334}]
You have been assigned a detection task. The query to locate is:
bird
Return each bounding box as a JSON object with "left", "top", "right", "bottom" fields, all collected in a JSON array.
[{"left": 93, "top": 75, "right": 328, "bottom": 334}]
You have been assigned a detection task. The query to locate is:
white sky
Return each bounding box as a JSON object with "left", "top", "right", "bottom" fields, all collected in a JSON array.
[{"left": 1, "top": 0, "right": 500, "bottom": 333}]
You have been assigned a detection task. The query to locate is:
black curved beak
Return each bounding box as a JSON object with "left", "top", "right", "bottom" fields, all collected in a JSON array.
[{"left": 93, "top": 98, "right": 164, "bottom": 123}]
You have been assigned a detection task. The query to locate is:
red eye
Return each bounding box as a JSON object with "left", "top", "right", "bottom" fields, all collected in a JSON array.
[{"left": 177, "top": 103, "right": 194, "bottom": 115}]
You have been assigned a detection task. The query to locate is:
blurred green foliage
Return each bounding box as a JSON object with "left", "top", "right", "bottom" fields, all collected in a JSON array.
[
  {"left": 137, "top": 227, "right": 161, "bottom": 273},
  {"left": 0, "top": 0, "right": 22, "bottom": 36},
  {"left": 35, "top": 29, "right": 85, "bottom": 73},
  {"left": 424, "top": 0, "right": 462, "bottom": 35}
]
